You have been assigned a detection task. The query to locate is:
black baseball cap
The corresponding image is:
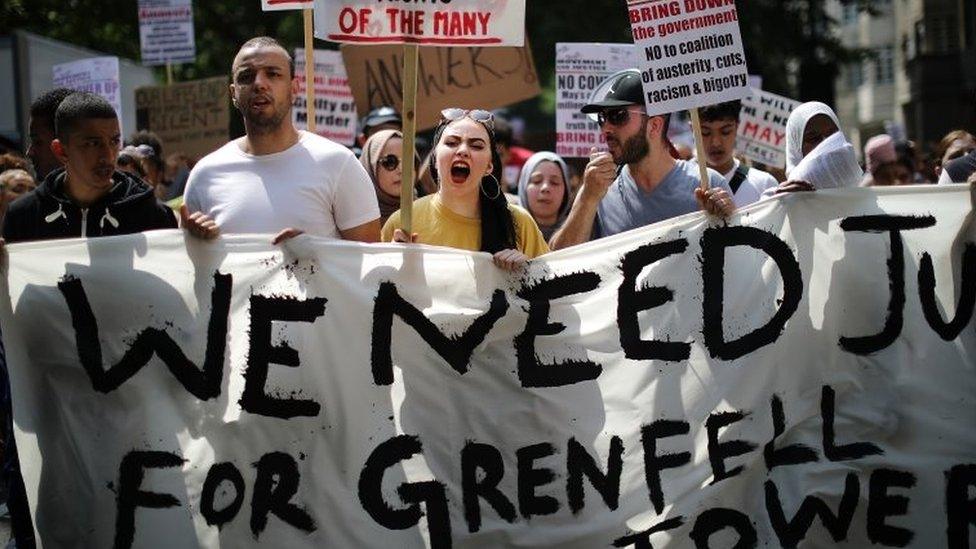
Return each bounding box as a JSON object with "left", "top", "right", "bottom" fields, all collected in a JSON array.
[
  {"left": 581, "top": 69, "right": 645, "bottom": 114},
  {"left": 361, "top": 106, "right": 402, "bottom": 133}
]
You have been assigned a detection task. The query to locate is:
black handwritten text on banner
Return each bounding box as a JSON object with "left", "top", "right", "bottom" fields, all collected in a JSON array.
[{"left": 1, "top": 186, "right": 974, "bottom": 547}]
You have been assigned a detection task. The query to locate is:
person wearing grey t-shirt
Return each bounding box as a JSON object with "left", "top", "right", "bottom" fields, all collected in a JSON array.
[{"left": 550, "top": 70, "right": 734, "bottom": 250}]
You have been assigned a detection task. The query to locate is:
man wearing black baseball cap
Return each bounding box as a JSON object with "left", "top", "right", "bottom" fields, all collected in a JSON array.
[
  {"left": 550, "top": 69, "right": 734, "bottom": 250},
  {"left": 357, "top": 106, "right": 403, "bottom": 148}
]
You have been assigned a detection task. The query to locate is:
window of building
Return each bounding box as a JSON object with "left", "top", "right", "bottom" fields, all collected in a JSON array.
[
  {"left": 875, "top": 47, "right": 895, "bottom": 84},
  {"left": 846, "top": 61, "right": 864, "bottom": 90}
]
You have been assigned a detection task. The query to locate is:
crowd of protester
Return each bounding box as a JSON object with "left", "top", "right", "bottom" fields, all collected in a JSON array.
[{"left": 0, "top": 34, "right": 974, "bottom": 547}]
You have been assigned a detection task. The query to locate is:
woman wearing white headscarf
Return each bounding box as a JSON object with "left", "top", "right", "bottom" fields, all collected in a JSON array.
[
  {"left": 516, "top": 152, "right": 572, "bottom": 241},
  {"left": 770, "top": 101, "right": 863, "bottom": 194}
]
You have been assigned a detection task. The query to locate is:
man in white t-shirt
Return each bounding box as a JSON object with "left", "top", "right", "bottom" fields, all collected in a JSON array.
[
  {"left": 183, "top": 36, "right": 380, "bottom": 243},
  {"left": 698, "top": 100, "right": 779, "bottom": 207}
]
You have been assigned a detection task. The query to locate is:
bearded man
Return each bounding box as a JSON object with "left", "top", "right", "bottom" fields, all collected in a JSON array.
[
  {"left": 550, "top": 69, "right": 733, "bottom": 250},
  {"left": 183, "top": 36, "right": 379, "bottom": 243}
]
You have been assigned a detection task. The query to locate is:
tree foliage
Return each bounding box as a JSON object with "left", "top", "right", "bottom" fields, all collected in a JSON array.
[{"left": 1, "top": 0, "right": 876, "bottom": 135}]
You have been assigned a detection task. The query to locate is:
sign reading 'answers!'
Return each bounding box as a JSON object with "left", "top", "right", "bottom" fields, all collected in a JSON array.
[{"left": 627, "top": 0, "right": 750, "bottom": 116}]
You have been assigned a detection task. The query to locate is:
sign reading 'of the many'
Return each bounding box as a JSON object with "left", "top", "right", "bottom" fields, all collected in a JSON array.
[
  {"left": 2, "top": 185, "right": 974, "bottom": 547},
  {"left": 314, "top": 0, "right": 526, "bottom": 46}
]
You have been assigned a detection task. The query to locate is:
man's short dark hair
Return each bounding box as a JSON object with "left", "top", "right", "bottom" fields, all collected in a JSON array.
[
  {"left": 29, "top": 88, "right": 75, "bottom": 128},
  {"left": 126, "top": 131, "right": 164, "bottom": 169},
  {"left": 699, "top": 101, "right": 742, "bottom": 123},
  {"left": 55, "top": 92, "right": 118, "bottom": 141},
  {"left": 235, "top": 36, "right": 294, "bottom": 78}
]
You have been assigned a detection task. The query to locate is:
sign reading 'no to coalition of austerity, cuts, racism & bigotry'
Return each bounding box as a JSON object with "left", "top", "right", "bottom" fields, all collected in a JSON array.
[
  {"left": 314, "top": 0, "right": 526, "bottom": 46},
  {"left": 628, "top": 0, "right": 750, "bottom": 116}
]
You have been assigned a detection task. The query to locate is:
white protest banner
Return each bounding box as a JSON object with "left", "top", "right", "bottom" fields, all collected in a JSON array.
[
  {"left": 3, "top": 187, "right": 975, "bottom": 547},
  {"left": 261, "top": 0, "right": 312, "bottom": 10},
  {"left": 555, "top": 43, "right": 636, "bottom": 159},
  {"left": 627, "top": 0, "right": 750, "bottom": 116},
  {"left": 138, "top": 0, "right": 196, "bottom": 66},
  {"left": 293, "top": 48, "right": 357, "bottom": 146},
  {"left": 53, "top": 57, "right": 123, "bottom": 130},
  {"left": 314, "top": 0, "right": 526, "bottom": 46},
  {"left": 738, "top": 88, "right": 800, "bottom": 168},
  {"left": 135, "top": 76, "right": 229, "bottom": 160}
]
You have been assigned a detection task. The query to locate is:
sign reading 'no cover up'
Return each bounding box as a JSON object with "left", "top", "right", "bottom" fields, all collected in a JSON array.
[
  {"left": 628, "top": 0, "right": 750, "bottom": 116},
  {"left": 314, "top": 0, "right": 526, "bottom": 47}
]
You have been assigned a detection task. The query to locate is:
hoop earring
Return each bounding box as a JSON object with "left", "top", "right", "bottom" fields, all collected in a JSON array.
[{"left": 480, "top": 174, "right": 502, "bottom": 200}]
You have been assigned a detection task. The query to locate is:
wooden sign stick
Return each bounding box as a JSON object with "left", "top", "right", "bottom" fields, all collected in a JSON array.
[
  {"left": 399, "top": 44, "right": 420, "bottom": 234},
  {"left": 303, "top": 8, "right": 316, "bottom": 132}
]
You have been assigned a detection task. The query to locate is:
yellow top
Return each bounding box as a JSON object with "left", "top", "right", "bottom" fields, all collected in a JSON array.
[{"left": 381, "top": 193, "right": 550, "bottom": 258}]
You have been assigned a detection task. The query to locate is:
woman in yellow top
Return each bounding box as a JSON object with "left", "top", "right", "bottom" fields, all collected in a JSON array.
[{"left": 382, "top": 108, "right": 549, "bottom": 270}]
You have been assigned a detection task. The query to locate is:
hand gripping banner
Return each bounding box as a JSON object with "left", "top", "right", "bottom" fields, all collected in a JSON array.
[{"left": 1, "top": 186, "right": 974, "bottom": 547}]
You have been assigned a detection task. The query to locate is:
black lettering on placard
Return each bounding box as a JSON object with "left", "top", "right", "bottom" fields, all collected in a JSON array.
[
  {"left": 706, "top": 411, "right": 758, "bottom": 485},
  {"left": 641, "top": 420, "right": 691, "bottom": 514},
  {"left": 689, "top": 508, "right": 758, "bottom": 549},
  {"left": 240, "top": 295, "right": 326, "bottom": 419},
  {"left": 838, "top": 215, "right": 936, "bottom": 354},
  {"left": 58, "top": 271, "right": 231, "bottom": 398},
  {"left": 517, "top": 443, "right": 560, "bottom": 519},
  {"left": 461, "top": 442, "right": 517, "bottom": 533},
  {"left": 358, "top": 435, "right": 452, "bottom": 547},
  {"left": 371, "top": 282, "right": 508, "bottom": 385},
  {"left": 364, "top": 57, "right": 400, "bottom": 109},
  {"left": 918, "top": 243, "right": 976, "bottom": 340},
  {"left": 946, "top": 464, "right": 976, "bottom": 549},
  {"left": 765, "top": 473, "right": 860, "bottom": 548},
  {"left": 617, "top": 239, "right": 691, "bottom": 362},
  {"left": 566, "top": 436, "right": 624, "bottom": 514},
  {"left": 821, "top": 385, "right": 883, "bottom": 461},
  {"left": 250, "top": 452, "right": 315, "bottom": 537},
  {"left": 515, "top": 272, "right": 602, "bottom": 387},
  {"left": 114, "top": 451, "right": 185, "bottom": 549},
  {"left": 200, "top": 462, "right": 246, "bottom": 529},
  {"left": 764, "top": 395, "right": 818, "bottom": 470},
  {"left": 700, "top": 227, "right": 803, "bottom": 360},
  {"left": 867, "top": 469, "right": 916, "bottom": 546},
  {"left": 613, "top": 516, "right": 685, "bottom": 548}
]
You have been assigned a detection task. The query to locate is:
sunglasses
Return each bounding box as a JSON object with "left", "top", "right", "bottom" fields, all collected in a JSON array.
[
  {"left": 441, "top": 108, "right": 494, "bottom": 130},
  {"left": 596, "top": 107, "right": 646, "bottom": 127},
  {"left": 378, "top": 154, "right": 419, "bottom": 172}
]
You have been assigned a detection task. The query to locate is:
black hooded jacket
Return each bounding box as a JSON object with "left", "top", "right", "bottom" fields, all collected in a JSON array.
[{"left": 2, "top": 168, "right": 177, "bottom": 243}]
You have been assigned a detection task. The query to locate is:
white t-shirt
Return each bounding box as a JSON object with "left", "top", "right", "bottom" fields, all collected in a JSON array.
[
  {"left": 184, "top": 131, "right": 379, "bottom": 237},
  {"left": 723, "top": 159, "right": 779, "bottom": 207}
]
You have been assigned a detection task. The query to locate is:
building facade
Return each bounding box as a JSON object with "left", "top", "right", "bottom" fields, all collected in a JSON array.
[{"left": 831, "top": 0, "right": 976, "bottom": 155}]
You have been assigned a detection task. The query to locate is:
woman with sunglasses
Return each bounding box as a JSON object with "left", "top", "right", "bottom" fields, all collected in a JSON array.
[
  {"left": 360, "top": 129, "right": 419, "bottom": 225},
  {"left": 381, "top": 108, "right": 549, "bottom": 270}
]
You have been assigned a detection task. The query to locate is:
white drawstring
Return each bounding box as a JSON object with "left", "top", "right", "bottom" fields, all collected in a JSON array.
[
  {"left": 100, "top": 208, "right": 119, "bottom": 229},
  {"left": 44, "top": 203, "right": 66, "bottom": 224}
]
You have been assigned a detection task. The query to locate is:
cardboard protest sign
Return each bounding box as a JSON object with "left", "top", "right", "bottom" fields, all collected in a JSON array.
[
  {"left": 627, "top": 0, "right": 750, "bottom": 116},
  {"left": 342, "top": 44, "right": 540, "bottom": 131},
  {"left": 261, "top": 0, "right": 312, "bottom": 10},
  {"left": 53, "top": 57, "right": 123, "bottom": 128},
  {"left": 138, "top": 0, "right": 196, "bottom": 66},
  {"left": 3, "top": 186, "right": 975, "bottom": 547},
  {"left": 293, "top": 48, "right": 357, "bottom": 146},
  {"left": 737, "top": 88, "right": 799, "bottom": 168},
  {"left": 134, "top": 76, "right": 229, "bottom": 159},
  {"left": 555, "top": 43, "right": 636, "bottom": 158},
  {"left": 314, "top": 0, "right": 526, "bottom": 46}
]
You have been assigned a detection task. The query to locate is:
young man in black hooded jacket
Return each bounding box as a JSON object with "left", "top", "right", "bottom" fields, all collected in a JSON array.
[
  {"left": 4, "top": 91, "right": 176, "bottom": 242},
  {"left": 0, "top": 91, "right": 175, "bottom": 548}
]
